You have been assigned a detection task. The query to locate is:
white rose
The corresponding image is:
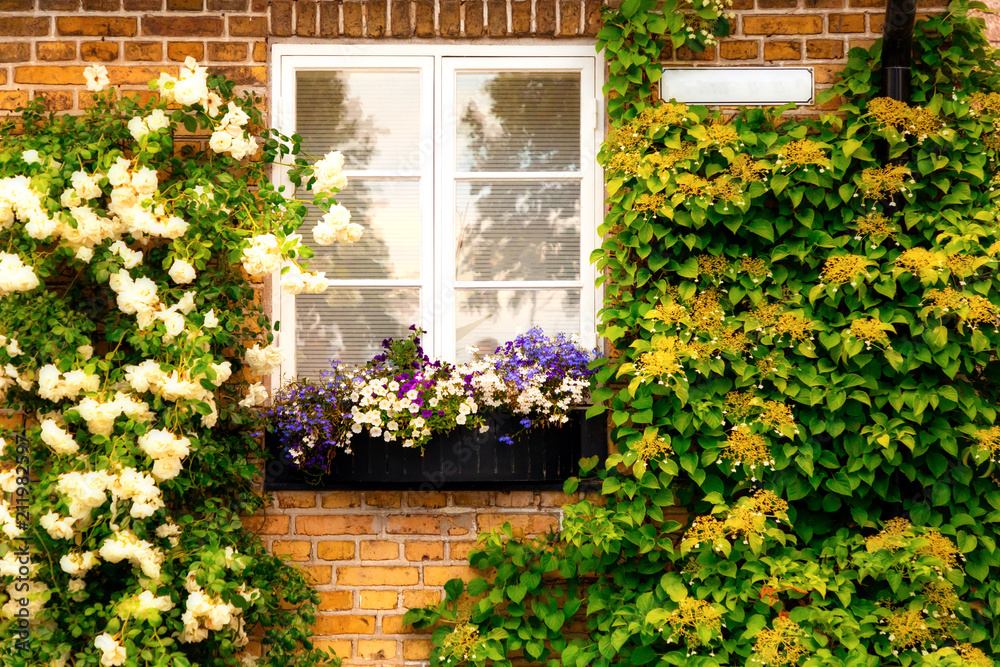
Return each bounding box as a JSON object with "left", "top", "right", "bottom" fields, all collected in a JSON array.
[
  {"left": 84, "top": 65, "right": 110, "bottom": 93},
  {"left": 173, "top": 75, "right": 208, "bottom": 107},
  {"left": 168, "top": 259, "right": 196, "bottom": 284},
  {"left": 40, "top": 419, "right": 78, "bottom": 455},
  {"left": 238, "top": 382, "right": 268, "bottom": 408},
  {"left": 151, "top": 457, "right": 183, "bottom": 482},
  {"left": 131, "top": 168, "right": 158, "bottom": 196},
  {"left": 303, "top": 272, "right": 327, "bottom": 293},
  {"left": 209, "top": 131, "right": 233, "bottom": 153},
  {"left": 203, "top": 309, "right": 219, "bottom": 329},
  {"left": 146, "top": 109, "right": 170, "bottom": 132},
  {"left": 94, "top": 633, "right": 126, "bottom": 667},
  {"left": 40, "top": 511, "right": 75, "bottom": 540},
  {"left": 107, "top": 158, "right": 131, "bottom": 187},
  {"left": 22, "top": 150, "right": 39, "bottom": 165},
  {"left": 312, "top": 150, "right": 348, "bottom": 193},
  {"left": 128, "top": 116, "right": 149, "bottom": 141}
]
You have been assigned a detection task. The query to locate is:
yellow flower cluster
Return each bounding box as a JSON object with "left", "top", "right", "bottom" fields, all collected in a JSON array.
[
  {"left": 867, "top": 97, "right": 943, "bottom": 140},
  {"left": 853, "top": 211, "right": 895, "bottom": 241},
  {"left": 946, "top": 253, "right": 976, "bottom": 278},
  {"left": 866, "top": 517, "right": 913, "bottom": 553},
  {"left": 704, "top": 123, "right": 741, "bottom": 147},
  {"left": 634, "top": 192, "right": 666, "bottom": 212},
  {"left": 973, "top": 426, "right": 1000, "bottom": 462},
  {"left": 648, "top": 299, "right": 690, "bottom": 329},
  {"left": 684, "top": 516, "right": 728, "bottom": 550},
  {"left": 661, "top": 598, "right": 723, "bottom": 647},
  {"left": 895, "top": 248, "right": 946, "bottom": 276},
  {"left": 776, "top": 139, "right": 830, "bottom": 169},
  {"left": 646, "top": 144, "right": 696, "bottom": 172},
  {"left": 675, "top": 173, "right": 746, "bottom": 205},
  {"left": 440, "top": 623, "right": 485, "bottom": 664},
  {"left": 849, "top": 317, "right": 891, "bottom": 349},
  {"left": 774, "top": 313, "right": 814, "bottom": 343},
  {"left": 969, "top": 91, "right": 1000, "bottom": 116},
  {"left": 722, "top": 425, "right": 774, "bottom": 478},
  {"left": 918, "top": 529, "right": 961, "bottom": 570},
  {"left": 858, "top": 165, "right": 912, "bottom": 201},
  {"left": 958, "top": 644, "right": 994, "bottom": 667},
  {"left": 983, "top": 132, "right": 1000, "bottom": 152},
  {"left": 727, "top": 490, "right": 788, "bottom": 538},
  {"left": 923, "top": 582, "right": 959, "bottom": 631},
  {"left": 728, "top": 154, "right": 767, "bottom": 183},
  {"left": 607, "top": 124, "right": 645, "bottom": 152},
  {"left": 632, "top": 429, "right": 674, "bottom": 462},
  {"left": 924, "top": 288, "right": 1000, "bottom": 329},
  {"left": 883, "top": 608, "right": 932, "bottom": 651},
  {"left": 637, "top": 336, "right": 697, "bottom": 380},
  {"left": 750, "top": 617, "right": 807, "bottom": 667},
  {"left": 740, "top": 256, "right": 771, "bottom": 280},
  {"left": 606, "top": 150, "right": 642, "bottom": 175},
  {"left": 698, "top": 254, "right": 731, "bottom": 281},
  {"left": 635, "top": 102, "right": 690, "bottom": 129},
  {"left": 821, "top": 254, "right": 870, "bottom": 286}
]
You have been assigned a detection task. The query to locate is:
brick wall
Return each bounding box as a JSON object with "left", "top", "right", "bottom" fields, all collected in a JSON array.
[{"left": 245, "top": 489, "right": 575, "bottom": 663}]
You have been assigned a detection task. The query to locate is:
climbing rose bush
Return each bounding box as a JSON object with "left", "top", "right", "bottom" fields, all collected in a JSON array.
[{"left": 0, "top": 61, "right": 358, "bottom": 666}]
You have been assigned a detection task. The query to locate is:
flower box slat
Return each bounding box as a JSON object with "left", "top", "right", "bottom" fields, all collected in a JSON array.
[{"left": 264, "top": 409, "right": 607, "bottom": 490}]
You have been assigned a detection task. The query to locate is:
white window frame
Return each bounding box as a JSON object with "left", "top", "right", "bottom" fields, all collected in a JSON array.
[{"left": 270, "top": 43, "right": 605, "bottom": 385}]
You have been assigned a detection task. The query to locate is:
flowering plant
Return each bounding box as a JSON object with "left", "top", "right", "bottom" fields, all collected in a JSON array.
[
  {"left": 268, "top": 327, "right": 599, "bottom": 479},
  {"left": 0, "top": 62, "right": 358, "bottom": 666}
]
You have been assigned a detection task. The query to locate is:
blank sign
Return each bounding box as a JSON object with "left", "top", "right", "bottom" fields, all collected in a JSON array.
[{"left": 660, "top": 67, "right": 814, "bottom": 106}]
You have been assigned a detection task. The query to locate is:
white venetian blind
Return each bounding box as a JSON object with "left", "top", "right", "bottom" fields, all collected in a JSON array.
[{"left": 294, "top": 67, "right": 427, "bottom": 377}]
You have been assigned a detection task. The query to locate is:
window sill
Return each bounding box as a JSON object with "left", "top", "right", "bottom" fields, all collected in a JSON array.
[{"left": 264, "top": 408, "right": 607, "bottom": 491}]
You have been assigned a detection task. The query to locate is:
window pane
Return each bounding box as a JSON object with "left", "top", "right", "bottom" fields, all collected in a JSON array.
[
  {"left": 296, "top": 288, "right": 420, "bottom": 376},
  {"left": 456, "top": 180, "right": 580, "bottom": 281},
  {"left": 455, "top": 72, "right": 581, "bottom": 172},
  {"left": 455, "top": 289, "right": 581, "bottom": 362},
  {"left": 303, "top": 179, "right": 420, "bottom": 280},
  {"left": 297, "top": 70, "right": 423, "bottom": 172}
]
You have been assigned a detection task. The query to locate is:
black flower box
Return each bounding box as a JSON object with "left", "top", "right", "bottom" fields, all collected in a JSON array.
[{"left": 264, "top": 409, "right": 607, "bottom": 491}]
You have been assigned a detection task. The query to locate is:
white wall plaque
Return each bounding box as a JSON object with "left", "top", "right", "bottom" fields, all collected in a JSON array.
[{"left": 659, "top": 67, "right": 814, "bottom": 106}]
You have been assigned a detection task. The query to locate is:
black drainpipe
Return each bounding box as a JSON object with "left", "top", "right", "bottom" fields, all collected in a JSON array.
[{"left": 880, "top": 0, "right": 917, "bottom": 102}]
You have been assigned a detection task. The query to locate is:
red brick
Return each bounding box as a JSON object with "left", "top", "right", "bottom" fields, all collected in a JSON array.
[
  {"left": 559, "top": 0, "right": 580, "bottom": 35},
  {"left": 343, "top": 0, "right": 363, "bottom": 36},
  {"left": 271, "top": 0, "right": 293, "bottom": 35},
  {"left": 297, "top": 515, "right": 376, "bottom": 535},
  {"left": 212, "top": 65, "right": 266, "bottom": 85},
  {"left": 16, "top": 65, "right": 171, "bottom": 85},
  {"left": 81, "top": 41, "right": 119, "bottom": 61},
  {"left": 465, "top": 0, "right": 483, "bottom": 36},
  {"left": 167, "top": 42, "right": 203, "bottom": 61},
  {"left": 0, "top": 92, "right": 30, "bottom": 110},
  {"left": 386, "top": 515, "right": 441, "bottom": 535},
  {"left": 207, "top": 0, "right": 246, "bottom": 7},
  {"left": 142, "top": 16, "right": 222, "bottom": 36},
  {"left": 720, "top": 40, "right": 759, "bottom": 60},
  {"left": 37, "top": 42, "right": 75, "bottom": 61},
  {"left": 757, "top": 0, "right": 797, "bottom": 6},
  {"left": 487, "top": 0, "right": 506, "bottom": 36},
  {"left": 848, "top": 0, "right": 880, "bottom": 6},
  {"left": 405, "top": 541, "right": 444, "bottom": 561},
  {"left": 229, "top": 15, "right": 268, "bottom": 37},
  {"left": 391, "top": 0, "right": 411, "bottom": 36},
  {"left": 742, "top": 15, "right": 823, "bottom": 35},
  {"left": 297, "top": 0, "right": 317, "bottom": 35},
  {"left": 39, "top": 0, "right": 77, "bottom": 8},
  {"left": 272, "top": 540, "right": 312, "bottom": 561},
  {"left": 415, "top": 0, "right": 433, "bottom": 36},
  {"left": 167, "top": 0, "right": 202, "bottom": 8},
  {"left": 313, "top": 615, "right": 376, "bottom": 635},
  {"left": 321, "top": 491, "right": 362, "bottom": 508},
  {"left": 0, "top": 0, "right": 32, "bottom": 8},
  {"left": 367, "top": 0, "right": 386, "bottom": 36},
  {"left": 337, "top": 566, "right": 418, "bottom": 586},
  {"left": 317, "top": 541, "right": 356, "bottom": 560},
  {"left": 869, "top": 13, "right": 884, "bottom": 32},
  {"left": 208, "top": 42, "right": 248, "bottom": 62},
  {"left": 2, "top": 18, "right": 50, "bottom": 36},
  {"left": 536, "top": 0, "right": 555, "bottom": 33},
  {"left": 584, "top": 0, "right": 601, "bottom": 35},
  {"left": 84, "top": 0, "right": 120, "bottom": 7},
  {"left": 365, "top": 491, "right": 401, "bottom": 508},
  {"left": 243, "top": 514, "right": 290, "bottom": 534},
  {"left": 408, "top": 491, "right": 447, "bottom": 508},
  {"left": 123, "top": 0, "right": 160, "bottom": 8},
  {"left": 496, "top": 491, "right": 535, "bottom": 507},
  {"left": 477, "top": 513, "right": 559, "bottom": 534},
  {"left": 452, "top": 491, "right": 492, "bottom": 506},
  {"left": 513, "top": 0, "right": 530, "bottom": 34},
  {"left": 125, "top": 42, "right": 162, "bottom": 60},
  {"left": 360, "top": 540, "right": 399, "bottom": 560},
  {"left": 37, "top": 90, "right": 74, "bottom": 111},
  {"left": 57, "top": 16, "right": 136, "bottom": 36},
  {"left": 675, "top": 45, "right": 716, "bottom": 61},
  {"left": 253, "top": 41, "right": 266, "bottom": 61},
  {"left": 804, "top": 0, "right": 843, "bottom": 6},
  {"left": 540, "top": 491, "right": 578, "bottom": 507},
  {"left": 827, "top": 13, "right": 865, "bottom": 32},
  {"left": 0, "top": 43, "right": 30, "bottom": 63},
  {"left": 807, "top": 39, "right": 844, "bottom": 59},
  {"left": 440, "top": 0, "right": 459, "bottom": 37},
  {"left": 813, "top": 64, "right": 842, "bottom": 84},
  {"left": 764, "top": 40, "right": 801, "bottom": 60},
  {"left": 318, "top": 590, "right": 354, "bottom": 611},
  {"left": 319, "top": 1, "right": 340, "bottom": 37}
]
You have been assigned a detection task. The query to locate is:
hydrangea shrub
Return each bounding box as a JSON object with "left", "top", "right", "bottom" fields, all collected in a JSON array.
[
  {"left": 0, "top": 61, "right": 359, "bottom": 666},
  {"left": 407, "top": 2, "right": 1000, "bottom": 666}
]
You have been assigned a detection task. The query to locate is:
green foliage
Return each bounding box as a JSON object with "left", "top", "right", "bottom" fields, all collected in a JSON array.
[
  {"left": 0, "top": 75, "right": 337, "bottom": 665},
  {"left": 411, "top": 2, "right": 1000, "bottom": 666}
]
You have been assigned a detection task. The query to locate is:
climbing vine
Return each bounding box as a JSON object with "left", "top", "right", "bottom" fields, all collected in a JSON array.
[{"left": 406, "top": 1, "right": 1000, "bottom": 666}]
